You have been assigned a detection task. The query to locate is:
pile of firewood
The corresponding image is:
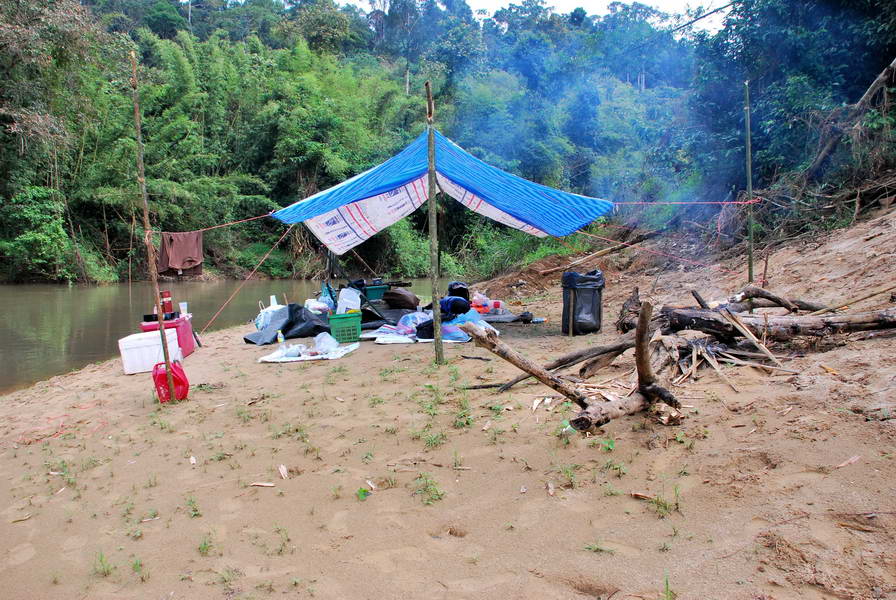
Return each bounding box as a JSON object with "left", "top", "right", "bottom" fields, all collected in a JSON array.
[{"left": 459, "top": 282, "right": 896, "bottom": 432}]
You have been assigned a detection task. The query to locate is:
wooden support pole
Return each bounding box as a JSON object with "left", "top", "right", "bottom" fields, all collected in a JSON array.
[
  {"left": 744, "top": 80, "right": 755, "bottom": 284},
  {"left": 130, "top": 50, "right": 176, "bottom": 402},
  {"left": 425, "top": 81, "right": 444, "bottom": 365}
]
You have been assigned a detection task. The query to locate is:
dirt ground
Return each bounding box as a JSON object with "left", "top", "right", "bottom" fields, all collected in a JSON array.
[{"left": 1, "top": 212, "right": 895, "bottom": 600}]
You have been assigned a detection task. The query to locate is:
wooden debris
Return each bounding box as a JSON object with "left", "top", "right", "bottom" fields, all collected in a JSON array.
[
  {"left": 539, "top": 234, "right": 656, "bottom": 277},
  {"left": 699, "top": 347, "right": 740, "bottom": 392},
  {"left": 458, "top": 322, "right": 590, "bottom": 408},
  {"left": 809, "top": 282, "right": 896, "bottom": 315},
  {"left": 498, "top": 336, "right": 636, "bottom": 392},
  {"left": 719, "top": 309, "right": 784, "bottom": 368},
  {"left": 835, "top": 455, "right": 861, "bottom": 469},
  {"left": 278, "top": 464, "right": 289, "bottom": 480},
  {"left": 663, "top": 306, "right": 896, "bottom": 342},
  {"left": 250, "top": 482, "right": 276, "bottom": 487},
  {"left": 729, "top": 285, "right": 797, "bottom": 312}
]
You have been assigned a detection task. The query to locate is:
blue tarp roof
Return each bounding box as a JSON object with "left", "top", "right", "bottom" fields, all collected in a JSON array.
[{"left": 271, "top": 129, "right": 613, "bottom": 238}]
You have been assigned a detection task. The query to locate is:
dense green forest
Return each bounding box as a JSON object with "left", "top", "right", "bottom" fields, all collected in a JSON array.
[{"left": 1, "top": 0, "right": 895, "bottom": 282}]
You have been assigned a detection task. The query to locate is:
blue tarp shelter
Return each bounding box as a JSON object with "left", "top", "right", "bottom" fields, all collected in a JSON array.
[{"left": 272, "top": 130, "right": 614, "bottom": 255}]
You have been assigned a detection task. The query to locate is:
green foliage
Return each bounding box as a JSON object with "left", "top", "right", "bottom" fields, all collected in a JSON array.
[
  {"left": 0, "top": 187, "right": 74, "bottom": 281},
  {"left": 235, "top": 244, "right": 291, "bottom": 279}
]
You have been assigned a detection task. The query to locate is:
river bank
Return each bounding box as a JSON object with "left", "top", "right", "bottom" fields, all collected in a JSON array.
[
  {"left": 1, "top": 214, "right": 895, "bottom": 599},
  {"left": 0, "top": 278, "right": 439, "bottom": 394}
]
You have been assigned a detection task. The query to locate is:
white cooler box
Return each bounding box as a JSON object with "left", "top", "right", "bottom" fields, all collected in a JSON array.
[{"left": 118, "top": 329, "right": 183, "bottom": 375}]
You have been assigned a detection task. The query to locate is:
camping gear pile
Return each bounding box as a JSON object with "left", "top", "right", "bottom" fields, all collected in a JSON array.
[{"left": 246, "top": 279, "right": 531, "bottom": 351}]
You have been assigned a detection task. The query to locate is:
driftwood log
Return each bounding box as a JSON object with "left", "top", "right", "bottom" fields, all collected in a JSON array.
[
  {"left": 457, "top": 322, "right": 590, "bottom": 408},
  {"left": 615, "top": 286, "right": 642, "bottom": 333},
  {"left": 662, "top": 306, "right": 896, "bottom": 341},
  {"left": 496, "top": 334, "right": 636, "bottom": 392},
  {"left": 459, "top": 306, "right": 681, "bottom": 431}
]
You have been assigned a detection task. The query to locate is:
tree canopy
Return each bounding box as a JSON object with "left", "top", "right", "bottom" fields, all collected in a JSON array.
[{"left": 1, "top": 0, "right": 894, "bottom": 282}]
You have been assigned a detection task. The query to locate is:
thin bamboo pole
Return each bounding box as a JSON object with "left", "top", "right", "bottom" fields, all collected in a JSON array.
[
  {"left": 425, "top": 81, "right": 444, "bottom": 364},
  {"left": 130, "top": 50, "right": 176, "bottom": 402},
  {"left": 744, "top": 80, "right": 754, "bottom": 283}
]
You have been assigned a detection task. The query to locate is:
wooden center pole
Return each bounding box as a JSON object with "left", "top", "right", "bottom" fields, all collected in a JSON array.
[
  {"left": 130, "top": 50, "right": 176, "bottom": 402},
  {"left": 425, "top": 81, "right": 444, "bottom": 365},
  {"left": 744, "top": 79, "right": 755, "bottom": 284}
]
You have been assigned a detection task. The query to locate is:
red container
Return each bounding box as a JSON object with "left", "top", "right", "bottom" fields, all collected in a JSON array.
[
  {"left": 160, "top": 290, "right": 174, "bottom": 314},
  {"left": 140, "top": 315, "right": 195, "bottom": 357},
  {"left": 152, "top": 361, "right": 189, "bottom": 402}
]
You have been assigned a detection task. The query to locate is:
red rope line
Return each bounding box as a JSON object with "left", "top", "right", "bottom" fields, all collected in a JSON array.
[
  {"left": 576, "top": 230, "right": 739, "bottom": 275},
  {"left": 196, "top": 212, "right": 272, "bottom": 232},
  {"left": 151, "top": 212, "right": 272, "bottom": 234},
  {"left": 199, "top": 225, "right": 295, "bottom": 335}
]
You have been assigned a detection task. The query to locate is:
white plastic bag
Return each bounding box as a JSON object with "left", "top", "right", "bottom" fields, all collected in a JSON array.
[
  {"left": 304, "top": 299, "right": 330, "bottom": 314},
  {"left": 254, "top": 295, "right": 284, "bottom": 330},
  {"left": 314, "top": 332, "right": 340, "bottom": 354}
]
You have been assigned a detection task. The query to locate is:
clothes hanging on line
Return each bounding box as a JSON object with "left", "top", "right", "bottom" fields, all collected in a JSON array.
[{"left": 158, "top": 231, "right": 204, "bottom": 276}]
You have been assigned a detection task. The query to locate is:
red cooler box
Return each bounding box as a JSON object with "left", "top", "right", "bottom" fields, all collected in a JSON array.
[{"left": 140, "top": 314, "right": 196, "bottom": 358}]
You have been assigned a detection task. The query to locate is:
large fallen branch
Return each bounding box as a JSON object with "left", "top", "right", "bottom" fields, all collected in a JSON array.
[
  {"left": 570, "top": 302, "right": 680, "bottom": 431},
  {"left": 459, "top": 307, "right": 682, "bottom": 432},
  {"left": 726, "top": 287, "right": 827, "bottom": 313},
  {"left": 633, "top": 302, "right": 681, "bottom": 408},
  {"left": 496, "top": 335, "right": 636, "bottom": 392},
  {"left": 458, "top": 322, "right": 590, "bottom": 408}
]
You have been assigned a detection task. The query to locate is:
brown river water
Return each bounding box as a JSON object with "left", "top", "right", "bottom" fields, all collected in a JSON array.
[{"left": 0, "top": 279, "right": 436, "bottom": 394}]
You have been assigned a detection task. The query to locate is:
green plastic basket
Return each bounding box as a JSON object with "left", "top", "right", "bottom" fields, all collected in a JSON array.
[
  {"left": 328, "top": 312, "right": 361, "bottom": 343},
  {"left": 365, "top": 284, "right": 389, "bottom": 301}
]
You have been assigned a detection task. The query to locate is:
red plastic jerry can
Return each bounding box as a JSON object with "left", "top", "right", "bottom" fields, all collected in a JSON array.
[{"left": 152, "top": 361, "right": 190, "bottom": 402}]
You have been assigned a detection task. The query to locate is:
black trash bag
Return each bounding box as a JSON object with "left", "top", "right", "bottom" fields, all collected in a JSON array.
[
  {"left": 415, "top": 319, "right": 435, "bottom": 340},
  {"left": 243, "top": 304, "right": 329, "bottom": 345},
  {"left": 561, "top": 270, "right": 605, "bottom": 335},
  {"left": 447, "top": 281, "right": 470, "bottom": 301}
]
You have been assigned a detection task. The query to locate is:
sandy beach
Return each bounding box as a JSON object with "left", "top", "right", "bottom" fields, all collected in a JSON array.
[{"left": 2, "top": 212, "right": 895, "bottom": 600}]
